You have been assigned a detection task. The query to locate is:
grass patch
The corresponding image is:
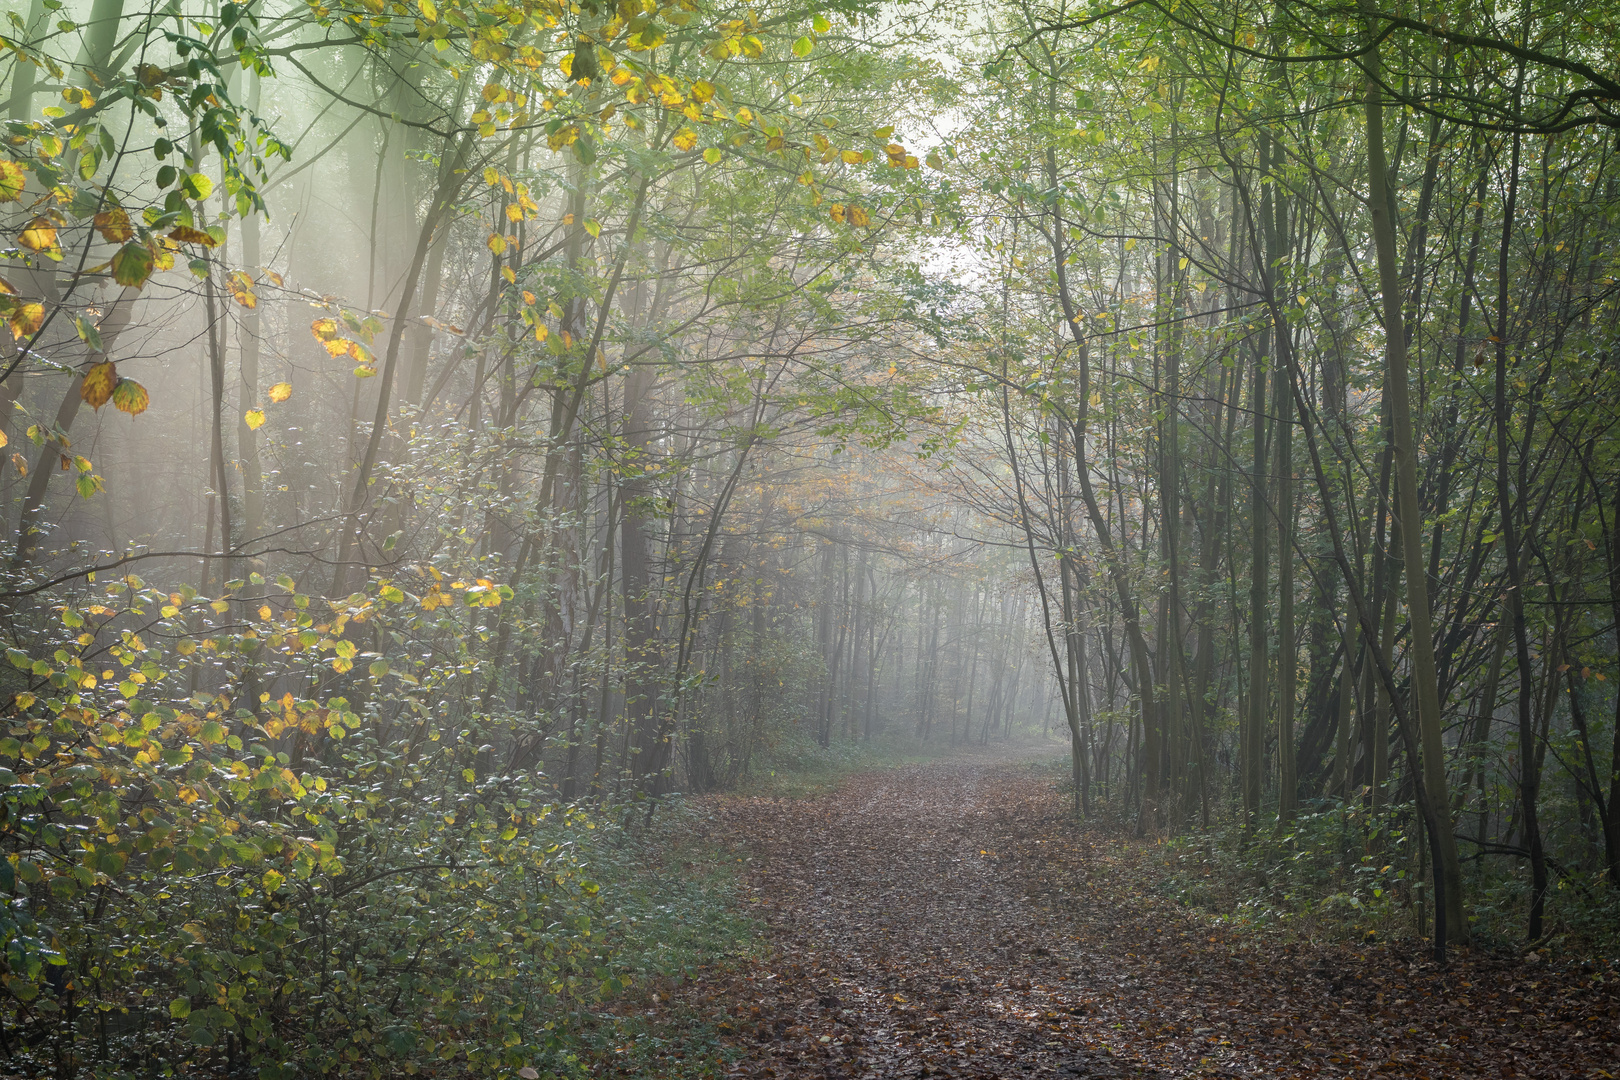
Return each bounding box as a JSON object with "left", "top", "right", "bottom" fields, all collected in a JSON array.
[
  {"left": 738, "top": 731, "right": 1064, "bottom": 798},
  {"left": 559, "top": 800, "right": 763, "bottom": 1080}
]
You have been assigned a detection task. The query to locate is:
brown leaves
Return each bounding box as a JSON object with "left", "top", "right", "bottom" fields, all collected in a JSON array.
[{"left": 683, "top": 761, "right": 1620, "bottom": 1080}]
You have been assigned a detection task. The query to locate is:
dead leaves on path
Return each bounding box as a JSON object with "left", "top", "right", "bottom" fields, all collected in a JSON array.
[{"left": 650, "top": 760, "right": 1618, "bottom": 1080}]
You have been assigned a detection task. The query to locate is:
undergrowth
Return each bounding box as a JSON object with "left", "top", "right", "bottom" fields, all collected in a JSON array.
[
  {"left": 562, "top": 801, "right": 763, "bottom": 1080},
  {"left": 1150, "top": 799, "right": 1620, "bottom": 961},
  {"left": 1155, "top": 801, "right": 1425, "bottom": 947}
]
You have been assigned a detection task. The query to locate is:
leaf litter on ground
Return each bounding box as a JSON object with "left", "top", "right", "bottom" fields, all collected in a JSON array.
[{"left": 629, "top": 757, "right": 1619, "bottom": 1079}]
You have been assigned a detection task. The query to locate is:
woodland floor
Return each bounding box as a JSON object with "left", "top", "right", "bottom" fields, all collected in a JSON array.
[{"left": 642, "top": 755, "right": 1620, "bottom": 1080}]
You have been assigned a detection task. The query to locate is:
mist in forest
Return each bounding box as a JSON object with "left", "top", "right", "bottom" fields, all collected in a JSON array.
[{"left": 2, "top": 0, "right": 1618, "bottom": 1074}]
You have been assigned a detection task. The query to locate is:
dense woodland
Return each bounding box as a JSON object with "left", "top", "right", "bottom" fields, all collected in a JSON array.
[{"left": 0, "top": 0, "right": 1617, "bottom": 1074}]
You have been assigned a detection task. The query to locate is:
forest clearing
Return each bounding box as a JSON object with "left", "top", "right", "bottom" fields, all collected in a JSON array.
[{"left": 2, "top": 0, "right": 1620, "bottom": 1075}]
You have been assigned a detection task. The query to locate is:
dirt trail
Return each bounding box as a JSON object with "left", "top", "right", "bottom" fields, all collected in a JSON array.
[{"left": 695, "top": 756, "right": 1619, "bottom": 1079}]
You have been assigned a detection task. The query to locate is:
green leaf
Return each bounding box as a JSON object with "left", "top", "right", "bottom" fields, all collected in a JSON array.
[
  {"left": 71, "top": 314, "right": 103, "bottom": 352},
  {"left": 703, "top": 147, "right": 723, "bottom": 164},
  {"left": 182, "top": 172, "right": 213, "bottom": 200},
  {"left": 813, "top": 13, "right": 831, "bottom": 32},
  {"left": 792, "top": 35, "right": 813, "bottom": 57},
  {"left": 110, "top": 242, "right": 154, "bottom": 288}
]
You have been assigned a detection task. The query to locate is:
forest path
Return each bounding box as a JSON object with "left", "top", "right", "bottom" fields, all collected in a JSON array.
[{"left": 694, "top": 755, "right": 1618, "bottom": 1080}]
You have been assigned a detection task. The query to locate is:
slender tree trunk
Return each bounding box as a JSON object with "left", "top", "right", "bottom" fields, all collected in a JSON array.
[{"left": 1363, "top": 50, "right": 1465, "bottom": 948}]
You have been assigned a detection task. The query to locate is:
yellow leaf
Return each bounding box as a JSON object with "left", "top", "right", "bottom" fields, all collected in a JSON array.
[
  {"left": 267, "top": 382, "right": 292, "bottom": 403},
  {"left": 7, "top": 302, "right": 44, "bottom": 340},
  {"left": 672, "top": 127, "right": 698, "bottom": 152},
  {"left": 311, "top": 317, "right": 338, "bottom": 341},
  {"left": 112, "top": 379, "right": 149, "bottom": 416},
  {"left": 841, "top": 149, "right": 863, "bottom": 165},
  {"left": 505, "top": 203, "right": 524, "bottom": 223},
  {"left": 323, "top": 338, "right": 349, "bottom": 357},
  {"left": 81, "top": 361, "right": 118, "bottom": 410},
  {"left": 417, "top": 0, "right": 437, "bottom": 21},
  {"left": 703, "top": 147, "right": 723, "bottom": 164},
  {"left": 829, "top": 204, "right": 846, "bottom": 224},
  {"left": 18, "top": 216, "right": 58, "bottom": 252},
  {"left": 849, "top": 205, "right": 871, "bottom": 227},
  {"left": 487, "top": 233, "right": 508, "bottom": 255},
  {"left": 0, "top": 275, "right": 13, "bottom": 295},
  {"left": 690, "top": 80, "right": 715, "bottom": 103},
  {"left": 93, "top": 207, "right": 133, "bottom": 243},
  {"left": 584, "top": 219, "right": 601, "bottom": 238},
  {"left": 0, "top": 160, "right": 24, "bottom": 202},
  {"left": 226, "top": 270, "right": 256, "bottom": 308},
  {"left": 244, "top": 408, "right": 266, "bottom": 430}
]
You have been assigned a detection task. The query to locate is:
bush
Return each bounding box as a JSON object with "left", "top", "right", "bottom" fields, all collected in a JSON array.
[{"left": 0, "top": 571, "right": 749, "bottom": 1077}]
